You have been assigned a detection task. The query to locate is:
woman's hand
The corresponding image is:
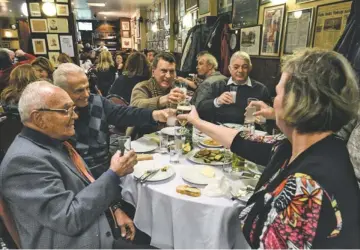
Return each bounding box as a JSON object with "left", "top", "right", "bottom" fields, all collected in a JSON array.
[
  {"left": 247, "top": 101, "right": 275, "bottom": 120},
  {"left": 177, "top": 105, "right": 200, "bottom": 125}
]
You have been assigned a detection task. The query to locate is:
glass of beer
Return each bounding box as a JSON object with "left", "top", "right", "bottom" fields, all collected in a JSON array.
[{"left": 176, "top": 100, "right": 192, "bottom": 129}]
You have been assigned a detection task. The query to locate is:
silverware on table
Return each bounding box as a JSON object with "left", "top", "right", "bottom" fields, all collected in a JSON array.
[{"left": 140, "top": 169, "right": 160, "bottom": 183}]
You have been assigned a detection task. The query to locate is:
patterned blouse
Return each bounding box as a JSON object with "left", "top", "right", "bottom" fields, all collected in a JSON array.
[{"left": 231, "top": 134, "right": 360, "bottom": 248}]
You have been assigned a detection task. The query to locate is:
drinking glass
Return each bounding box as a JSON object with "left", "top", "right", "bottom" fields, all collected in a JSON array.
[
  {"left": 166, "top": 103, "right": 177, "bottom": 127},
  {"left": 168, "top": 127, "right": 183, "bottom": 163},
  {"left": 175, "top": 81, "right": 187, "bottom": 96},
  {"left": 176, "top": 99, "right": 192, "bottom": 129},
  {"left": 117, "top": 136, "right": 131, "bottom": 155},
  {"left": 222, "top": 148, "right": 234, "bottom": 179},
  {"left": 229, "top": 86, "right": 238, "bottom": 103},
  {"left": 159, "top": 132, "right": 168, "bottom": 154},
  {"left": 244, "top": 98, "right": 258, "bottom": 134}
]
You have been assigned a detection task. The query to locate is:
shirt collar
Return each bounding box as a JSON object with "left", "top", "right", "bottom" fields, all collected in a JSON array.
[
  {"left": 226, "top": 77, "right": 252, "bottom": 87},
  {"left": 20, "top": 126, "right": 64, "bottom": 149}
]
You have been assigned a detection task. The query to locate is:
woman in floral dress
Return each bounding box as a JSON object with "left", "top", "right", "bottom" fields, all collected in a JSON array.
[{"left": 178, "top": 48, "right": 360, "bottom": 248}]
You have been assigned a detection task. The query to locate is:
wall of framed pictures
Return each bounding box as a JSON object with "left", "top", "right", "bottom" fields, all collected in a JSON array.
[{"left": 26, "top": 0, "right": 78, "bottom": 65}]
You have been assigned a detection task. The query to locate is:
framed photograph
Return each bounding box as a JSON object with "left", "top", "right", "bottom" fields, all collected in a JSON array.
[
  {"left": 122, "top": 38, "right": 132, "bottom": 49},
  {"left": 199, "top": 0, "right": 210, "bottom": 15},
  {"left": 32, "top": 39, "right": 47, "bottom": 55},
  {"left": 260, "top": 0, "right": 271, "bottom": 5},
  {"left": 284, "top": 8, "right": 314, "bottom": 54},
  {"left": 29, "top": 3, "right": 41, "bottom": 17},
  {"left": 260, "top": 4, "right": 286, "bottom": 57},
  {"left": 30, "top": 19, "right": 48, "bottom": 33},
  {"left": 56, "top": 4, "right": 69, "bottom": 16},
  {"left": 122, "top": 30, "right": 130, "bottom": 38},
  {"left": 313, "top": 1, "right": 352, "bottom": 50},
  {"left": 121, "top": 21, "right": 130, "bottom": 31},
  {"left": 42, "top": 0, "right": 54, "bottom": 2},
  {"left": 240, "top": 25, "right": 262, "bottom": 55},
  {"left": 60, "top": 35, "right": 74, "bottom": 57},
  {"left": 179, "top": 0, "right": 185, "bottom": 17},
  {"left": 164, "top": 0, "right": 169, "bottom": 25},
  {"left": 296, "top": 0, "right": 318, "bottom": 3},
  {"left": 185, "top": 0, "right": 197, "bottom": 12},
  {"left": 232, "top": 0, "right": 260, "bottom": 29},
  {"left": 56, "top": 0, "right": 68, "bottom": 2},
  {"left": 136, "top": 19, "right": 141, "bottom": 38},
  {"left": 46, "top": 34, "right": 60, "bottom": 50},
  {"left": 218, "top": 0, "right": 232, "bottom": 14},
  {"left": 47, "top": 18, "right": 69, "bottom": 33},
  {"left": 48, "top": 52, "right": 60, "bottom": 67}
]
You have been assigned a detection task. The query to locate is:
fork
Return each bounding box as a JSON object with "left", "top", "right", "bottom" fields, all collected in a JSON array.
[
  {"left": 140, "top": 169, "right": 160, "bottom": 183},
  {"left": 136, "top": 169, "right": 159, "bottom": 182}
]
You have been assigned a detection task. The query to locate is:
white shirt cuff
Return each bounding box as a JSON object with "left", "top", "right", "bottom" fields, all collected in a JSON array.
[{"left": 214, "top": 98, "right": 221, "bottom": 108}]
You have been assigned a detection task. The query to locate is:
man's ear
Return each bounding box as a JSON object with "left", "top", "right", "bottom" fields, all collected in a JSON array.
[
  {"left": 249, "top": 65, "right": 253, "bottom": 73},
  {"left": 31, "top": 112, "right": 47, "bottom": 130}
]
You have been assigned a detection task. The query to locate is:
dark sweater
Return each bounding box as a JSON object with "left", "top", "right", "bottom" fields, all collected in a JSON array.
[
  {"left": 108, "top": 74, "right": 149, "bottom": 104},
  {"left": 231, "top": 134, "right": 360, "bottom": 248},
  {"left": 197, "top": 78, "right": 271, "bottom": 124},
  {"left": 95, "top": 66, "right": 117, "bottom": 96}
]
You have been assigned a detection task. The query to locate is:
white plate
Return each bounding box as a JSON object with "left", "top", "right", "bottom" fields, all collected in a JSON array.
[
  {"left": 180, "top": 165, "right": 224, "bottom": 185},
  {"left": 133, "top": 160, "right": 175, "bottom": 182},
  {"left": 131, "top": 137, "right": 158, "bottom": 153},
  {"left": 187, "top": 149, "right": 230, "bottom": 166},
  {"left": 199, "top": 138, "right": 223, "bottom": 148},
  {"left": 160, "top": 126, "right": 181, "bottom": 136}
]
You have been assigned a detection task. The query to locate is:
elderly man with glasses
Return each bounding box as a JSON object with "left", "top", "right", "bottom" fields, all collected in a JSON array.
[
  {"left": 0, "top": 81, "right": 151, "bottom": 249},
  {"left": 197, "top": 51, "right": 271, "bottom": 125}
]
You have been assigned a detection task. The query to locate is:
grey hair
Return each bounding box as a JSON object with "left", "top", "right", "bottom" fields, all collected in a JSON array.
[
  {"left": 18, "top": 81, "right": 54, "bottom": 122},
  {"left": 198, "top": 52, "right": 218, "bottom": 70},
  {"left": 230, "top": 51, "right": 252, "bottom": 67},
  {"left": 281, "top": 48, "right": 359, "bottom": 133},
  {"left": 53, "top": 63, "right": 85, "bottom": 88},
  {"left": 2, "top": 48, "right": 14, "bottom": 56}
]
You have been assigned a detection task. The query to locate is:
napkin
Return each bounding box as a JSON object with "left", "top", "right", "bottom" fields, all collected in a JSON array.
[{"left": 203, "top": 176, "right": 231, "bottom": 197}]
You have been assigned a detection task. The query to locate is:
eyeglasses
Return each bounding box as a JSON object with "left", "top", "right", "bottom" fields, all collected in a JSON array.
[{"left": 36, "top": 106, "right": 77, "bottom": 117}]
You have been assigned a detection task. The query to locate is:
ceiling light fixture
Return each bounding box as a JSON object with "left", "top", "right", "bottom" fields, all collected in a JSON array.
[
  {"left": 88, "top": 3, "right": 105, "bottom": 7},
  {"left": 42, "top": 2, "right": 56, "bottom": 16},
  {"left": 21, "top": 2, "right": 28, "bottom": 17}
]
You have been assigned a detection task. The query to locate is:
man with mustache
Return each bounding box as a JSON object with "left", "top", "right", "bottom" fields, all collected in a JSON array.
[{"left": 197, "top": 51, "right": 271, "bottom": 124}]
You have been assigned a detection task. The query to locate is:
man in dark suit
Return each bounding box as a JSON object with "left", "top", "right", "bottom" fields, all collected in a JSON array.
[
  {"left": 197, "top": 51, "right": 271, "bottom": 124},
  {"left": 0, "top": 81, "right": 148, "bottom": 248}
]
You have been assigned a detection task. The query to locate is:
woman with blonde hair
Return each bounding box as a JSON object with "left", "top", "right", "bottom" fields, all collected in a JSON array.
[
  {"left": 94, "top": 50, "right": 116, "bottom": 95},
  {"left": 178, "top": 48, "right": 360, "bottom": 248},
  {"left": 1, "top": 64, "right": 37, "bottom": 105},
  {"left": 57, "top": 53, "right": 73, "bottom": 64},
  {"left": 31, "top": 56, "right": 55, "bottom": 81}
]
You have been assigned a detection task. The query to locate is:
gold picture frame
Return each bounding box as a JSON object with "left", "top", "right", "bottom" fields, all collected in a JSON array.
[
  {"left": 32, "top": 39, "right": 47, "bottom": 55},
  {"left": 30, "top": 19, "right": 48, "bottom": 33}
]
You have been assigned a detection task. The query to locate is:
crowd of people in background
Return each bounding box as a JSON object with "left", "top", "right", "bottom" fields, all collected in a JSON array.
[{"left": 1, "top": 41, "right": 360, "bottom": 249}]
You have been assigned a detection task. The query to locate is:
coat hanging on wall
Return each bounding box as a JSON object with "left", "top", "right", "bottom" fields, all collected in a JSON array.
[{"left": 334, "top": 0, "right": 360, "bottom": 78}]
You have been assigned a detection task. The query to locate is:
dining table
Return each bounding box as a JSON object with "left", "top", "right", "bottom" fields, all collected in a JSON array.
[{"left": 120, "top": 133, "right": 253, "bottom": 249}]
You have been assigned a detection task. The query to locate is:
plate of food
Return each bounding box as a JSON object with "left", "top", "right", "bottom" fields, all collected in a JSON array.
[
  {"left": 180, "top": 165, "right": 224, "bottom": 185},
  {"left": 199, "top": 138, "right": 223, "bottom": 148},
  {"left": 187, "top": 148, "right": 230, "bottom": 166},
  {"left": 133, "top": 161, "right": 175, "bottom": 182}
]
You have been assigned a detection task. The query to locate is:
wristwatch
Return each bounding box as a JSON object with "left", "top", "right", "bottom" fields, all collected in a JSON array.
[{"left": 111, "top": 201, "right": 123, "bottom": 212}]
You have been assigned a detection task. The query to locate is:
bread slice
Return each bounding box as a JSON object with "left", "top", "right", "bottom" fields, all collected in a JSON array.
[
  {"left": 176, "top": 185, "right": 201, "bottom": 197},
  {"left": 136, "top": 154, "right": 153, "bottom": 161}
]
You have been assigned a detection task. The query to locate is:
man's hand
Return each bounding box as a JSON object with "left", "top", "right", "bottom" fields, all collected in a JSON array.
[
  {"left": 15, "top": 49, "right": 26, "bottom": 57},
  {"left": 109, "top": 150, "right": 137, "bottom": 177},
  {"left": 159, "top": 88, "right": 186, "bottom": 106},
  {"left": 152, "top": 109, "right": 173, "bottom": 122},
  {"left": 114, "top": 209, "right": 136, "bottom": 241},
  {"left": 247, "top": 100, "right": 275, "bottom": 120},
  {"left": 217, "top": 92, "right": 233, "bottom": 105}
]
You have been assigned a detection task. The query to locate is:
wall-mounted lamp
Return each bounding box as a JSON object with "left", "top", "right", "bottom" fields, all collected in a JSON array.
[{"left": 42, "top": 2, "right": 56, "bottom": 16}]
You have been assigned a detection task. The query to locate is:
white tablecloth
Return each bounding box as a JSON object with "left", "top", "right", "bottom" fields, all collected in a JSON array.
[{"left": 121, "top": 153, "right": 250, "bottom": 249}]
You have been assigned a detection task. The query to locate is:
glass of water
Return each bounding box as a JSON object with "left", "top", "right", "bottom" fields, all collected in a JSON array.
[
  {"left": 118, "top": 136, "right": 131, "bottom": 155},
  {"left": 168, "top": 127, "right": 183, "bottom": 163},
  {"left": 230, "top": 86, "right": 238, "bottom": 103},
  {"left": 159, "top": 132, "right": 168, "bottom": 154}
]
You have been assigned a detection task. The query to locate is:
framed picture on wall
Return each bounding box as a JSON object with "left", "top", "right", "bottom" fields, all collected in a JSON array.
[
  {"left": 136, "top": 20, "right": 141, "bottom": 38},
  {"left": 260, "top": 4, "right": 286, "bottom": 57},
  {"left": 47, "top": 18, "right": 69, "bottom": 33},
  {"left": 232, "top": 0, "right": 260, "bottom": 29},
  {"left": 46, "top": 34, "right": 60, "bottom": 50},
  {"left": 29, "top": 3, "right": 41, "bottom": 17},
  {"left": 284, "top": 8, "right": 314, "bottom": 54},
  {"left": 60, "top": 35, "right": 74, "bottom": 57},
  {"left": 32, "top": 39, "right": 47, "bottom": 55},
  {"left": 185, "top": 0, "right": 197, "bottom": 12},
  {"left": 56, "top": 0, "right": 68, "bottom": 2},
  {"left": 296, "top": 0, "right": 318, "bottom": 3},
  {"left": 30, "top": 19, "right": 48, "bottom": 33},
  {"left": 313, "top": 1, "right": 352, "bottom": 50},
  {"left": 179, "top": 0, "right": 185, "bottom": 17},
  {"left": 121, "top": 21, "right": 130, "bottom": 31},
  {"left": 199, "top": 0, "right": 210, "bottom": 15},
  {"left": 48, "top": 52, "right": 60, "bottom": 67},
  {"left": 240, "top": 25, "right": 262, "bottom": 56},
  {"left": 164, "top": 0, "right": 169, "bottom": 25},
  {"left": 122, "top": 38, "right": 132, "bottom": 48},
  {"left": 122, "top": 31, "right": 130, "bottom": 38},
  {"left": 56, "top": 4, "right": 69, "bottom": 16},
  {"left": 260, "top": 0, "right": 271, "bottom": 5},
  {"left": 218, "top": 0, "right": 232, "bottom": 14}
]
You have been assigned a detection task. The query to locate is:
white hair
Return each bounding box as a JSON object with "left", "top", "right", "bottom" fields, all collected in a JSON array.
[
  {"left": 53, "top": 63, "right": 85, "bottom": 88},
  {"left": 18, "top": 81, "right": 54, "bottom": 122},
  {"left": 230, "top": 51, "right": 252, "bottom": 67},
  {"left": 198, "top": 53, "right": 218, "bottom": 70}
]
